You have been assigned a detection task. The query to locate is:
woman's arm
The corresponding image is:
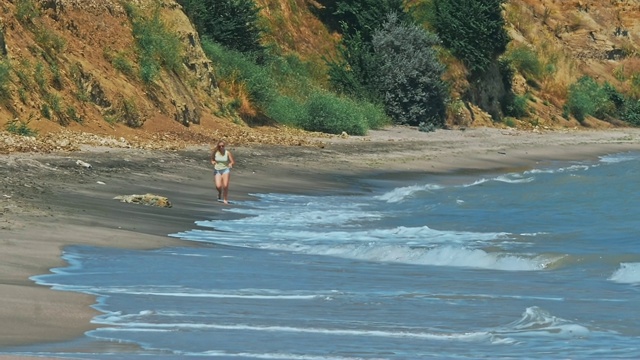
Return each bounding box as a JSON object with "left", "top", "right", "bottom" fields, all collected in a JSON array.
[{"left": 228, "top": 152, "right": 235, "bottom": 168}]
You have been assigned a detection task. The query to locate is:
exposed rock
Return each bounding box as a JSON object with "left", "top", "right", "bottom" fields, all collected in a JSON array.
[
  {"left": 75, "top": 159, "right": 92, "bottom": 169},
  {"left": 114, "top": 193, "right": 172, "bottom": 208}
]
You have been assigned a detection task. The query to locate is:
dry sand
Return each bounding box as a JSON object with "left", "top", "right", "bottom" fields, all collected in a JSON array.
[{"left": 2, "top": 126, "right": 640, "bottom": 357}]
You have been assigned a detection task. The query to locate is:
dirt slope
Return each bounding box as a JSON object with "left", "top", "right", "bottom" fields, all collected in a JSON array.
[{"left": 0, "top": 0, "right": 639, "bottom": 154}]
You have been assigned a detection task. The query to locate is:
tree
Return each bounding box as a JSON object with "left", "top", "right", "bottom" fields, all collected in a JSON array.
[
  {"left": 433, "top": 0, "right": 509, "bottom": 76},
  {"left": 178, "top": 0, "right": 264, "bottom": 55},
  {"left": 324, "top": 0, "right": 411, "bottom": 102},
  {"left": 314, "top": 0, "right": 408, "bottom": 40},
  {"left": 371, "top": 13, "right": 448, "bottom": 127}
]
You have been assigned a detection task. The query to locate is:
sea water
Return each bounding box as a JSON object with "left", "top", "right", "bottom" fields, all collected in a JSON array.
[{"left": 5, "top": 152, "right": 640, "bottom": 359}]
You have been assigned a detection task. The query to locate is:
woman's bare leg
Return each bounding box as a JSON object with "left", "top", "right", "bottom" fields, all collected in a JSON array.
[
  {"left": 221, "top": 172, "right": 231, "bottom": 204},
  {"left": 214, "top": 174, "right": 223, "bottom": 200}
]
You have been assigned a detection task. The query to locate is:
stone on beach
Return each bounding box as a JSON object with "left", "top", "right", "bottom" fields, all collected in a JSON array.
[{"left": 113, "top": 194, "right": 172, "bottom": 208}]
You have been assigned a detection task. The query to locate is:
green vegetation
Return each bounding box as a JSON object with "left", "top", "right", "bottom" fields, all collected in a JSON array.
[
  {"left": 0, "top": 60, "right": 12, "bottom": 99},
  {"left": 124, "top": 2, "right": 183, "bottom": 84},
  {"left": 13, "top": 59, "right": 33, "bottom": 90},
  {"left": 323, "top": 0, "right": 447, "bottom": 128},
  {"left": 503, "top": 93, "right": 530, "bottom": 118},
  {"left": 104, "top": 48, "right": 137, "bottom": 78},
  {"left": 563, "top": 76, "right": 640, "bottom": 126},
  {"left": 327, "top": 0, "right": 408, "bottom": 41},
  {"left": 34, "top": 62, "right": 47, "bottom": 93},
  {"left": 34, "top": 25, "right": 66, "bottom": 58},
  {"left": 371, "top": 13, "right": 448, "bottom": 127},
  {"left": 202, "top": 39, "right": 389, "bottom": 135},
  {"left": 15, "top": 0, "right": 40, "bottom": 24},
  {"left": 5, "top": 118, "right": 37, "bottom": 136},
  {"left": 503, "top": 45, "right": 544, "bottom": 83},
  {"left": 178, "top": 0, "right": 264, "bottom": 56},
  {"left": 433, "top": 0, "right": 509, "bottom": 76},
  {"left": 120, "top": 97, "right": 144, "bottom": 128},
  {"left": 564, "top": 76, "right": 614, "bottom": 123}
]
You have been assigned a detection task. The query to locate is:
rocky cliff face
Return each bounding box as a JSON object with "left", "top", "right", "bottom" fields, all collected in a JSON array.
[
  {"left": 0, "top": 0, "right": 222, "bottom": 139},
  {"left": 502, "top": 0, "right": 640, "bottom": 128}
]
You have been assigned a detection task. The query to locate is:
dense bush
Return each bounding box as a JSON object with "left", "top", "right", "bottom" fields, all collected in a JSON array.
[
  {"left": 371, "top": 13, "right": 448, "bottom": 127},
  {"left": 504, "top": 45, "right": 543, "bottom": 81},
  {"left": 564, "top": 76, "right": 614, "bottom": 123},
  {"left": 503, "top": 93, "right": 530, "bottom": 118},
  {"left": 202, "top": 39, "right": 276, "bottom": 107},
  {"left": 265, "top": 95, "right": 306, "bottom": 127},
  {"left": 266, "top": 92, "right": 388, "bottom": 134},
  {"left": 324, "top": 0, "right": 409, "bottom": 103},
  {"left": 433, "top": 0, "right": 509, "bottom": 76},
  {"left": 326, "top": 29, "right": 379, "bottom": 102},
  {"left": 316, "top": 0, "right": 407, "bottom": 40},
  {"left": 299, "top": 91, "right": 369, "bottom": 135},
  {"left": 15, "top": 0, "right": 40, "bottom": 24},
  {"left": 622, "top": 98, "right": 640, "bottom": 126},
  {"left": 178, "top": 0, "right": 263, "bottom": 55}
]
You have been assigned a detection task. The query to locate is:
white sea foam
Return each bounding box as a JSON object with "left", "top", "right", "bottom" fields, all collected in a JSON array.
[
  {"left": 600, "top": 152, "right": 640, "bottom": 164},
  {"left": 462, "top": 174, "right": 534, "bottom": 188},
  {"left": 67, "top": 285, "right": 327, "bottom": 300},
  {"left": 93, "top": 321, "right": 491, "bottom": 342},
  {"left": 525, "top": 164, "right": 592, "bottom": 175},
  {"left": 609, "top": 262, "right": 640, "bottom": 284},
  {"left": 495, "top": 306, "right": 590, "bottom": 339},
  {"left": 262, "top": 244, "right": 555, "bottom": 271},
  {"left": 175, "top": 225, "right": 508, "bottom": 252},
  {"left": 374, "top": 184, "right": 443, "bottom": 203},
  {"left": 197, "top": 351, "right": 387, "bottom": 360}
]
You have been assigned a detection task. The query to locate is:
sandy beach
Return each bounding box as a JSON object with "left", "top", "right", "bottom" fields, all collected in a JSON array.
[{"left": 2, "top": 125, "right": 640, "bottom": 357}]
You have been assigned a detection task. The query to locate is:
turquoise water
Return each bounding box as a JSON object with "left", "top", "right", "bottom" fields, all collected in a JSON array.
[{"left": 5, "top": 152, "right": 640, "bottom": 359}]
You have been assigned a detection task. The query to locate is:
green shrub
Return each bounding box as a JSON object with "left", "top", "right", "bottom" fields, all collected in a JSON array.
[
  {"left": 5, "top": 119, "right": 37, "bottom": 136},
  {"left": 15, "top": 0, "right": 40, "bottom": 24},
  {"left": 318, "top": 0, "right": 407, "bottom": 41},
  {"left": 268, "top": 54, "right": 319, "bottom": 98},
  {"left": 202, "top": 39, "right": 276, "bottom": 107},
  {"left": 358, "top": 100, "right": 389, "bottom": 129},
  {"left": 419, "top": 121, "right": 436, "bottom": 132},
  {"left": 105, "top": 49, "right": 137, "bottom": 78},
  {"left": 18, "top": 88, "right": 28, "bottom": 103},
  {"left": 178, "top": 0, "right": 264, "bottom": 56},
  {"left": 300, "top": 91, "right": 368, "bottom": 135},
  {"left": 503, "top": 116, "right": 516, "bottom": 127},
  {"left": 371, "top": 13, "right": 448, "bottom": 127},
  {"left": 327, "top": 29, "right": 379, "bottom": 102},
  {"left": 564, "top": 76, "right": 614, "bottom": 123},
  {"left": 504, "top": 45, "right": 543, "bottom": 81},
  {"left": 41, "top": 103, "right": 51, "bottom": 119},
  {"left": 265, "top": 95, "right": 307, "bottom": 126},
  {"left": 324, "top": 0, "right": 409, "bottom": 103},
  {"left": 622, "top": 98, "right": 640, "bottom": 126},
  {"left": 34, "top": 25, "right": 66, "bottom": 57},
  {"left": 433, "top": 0, "right": 509, "bottom": 76},
  {"left": 503, "top": 93, "right": 530, "bottom": 118}
]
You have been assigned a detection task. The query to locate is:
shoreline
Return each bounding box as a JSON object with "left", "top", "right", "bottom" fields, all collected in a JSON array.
[{"left": 2, "top": 126, "right": 640, "bottom": 355}]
